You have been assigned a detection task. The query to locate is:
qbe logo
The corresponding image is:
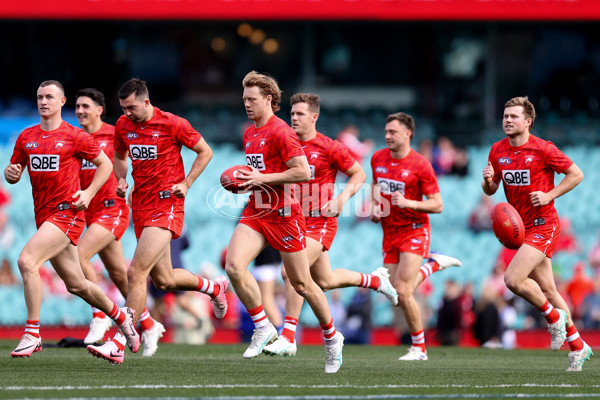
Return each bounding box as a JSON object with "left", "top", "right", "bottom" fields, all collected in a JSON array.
[
  {"left": 130, "top": 144, "right": 157, "bottom": 160},
  {"left": 245, "top": 153, "right": 265, "bottom": 170},
  {"left": 502, "top": 169, "right": 530, "bottom": 186},
  {"left": 29, "top": 154, "right": 59, "bottom": 171},
  {"left": 81, "top": 159, "right": 97, "bottom": 170},
  {"left": 377, "top": 177, "right": 405, "bottom": 195}
]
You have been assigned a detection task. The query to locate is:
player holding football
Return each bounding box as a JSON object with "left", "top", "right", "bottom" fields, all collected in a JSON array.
[
  {"left": 225, "top": 72, "right": 344, "bottom": 373},
  {"left": 263, "top": 93, "right": 398, "bottom": 357},
  {"left": 370, "top": 112, "right": 462, "bottom": 361},
  {"left": 75, "top": 88, "right": 163, "bottom": 355},
  {"left": 87, "top": 78, "right": 228, "bottom": 364},
  {"left": 5, "top": 80, "right": 139, "bottom": 358},
  {"left": 482, "top": 96, "right": 591, "bottom": 371}
]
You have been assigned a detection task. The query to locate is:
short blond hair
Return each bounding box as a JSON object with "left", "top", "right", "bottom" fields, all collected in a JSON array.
[
  {"left": 242, "top": 71, "right": 282, "bottom": 113},
  {"left": 504, "top": 96, "right": 536, "bottom": 131}
]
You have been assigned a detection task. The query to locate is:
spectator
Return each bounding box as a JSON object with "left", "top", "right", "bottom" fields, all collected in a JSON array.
[
  {"left": 342, "top": 288, "right": 371, "bottom": 345},
  {"left": 555, "top": 216, "right": 579, "bottom": 254},
  {"left": 468, "top": 195, "right": 494, "bottom": 234},
  {"left": 436, "top": 280, "right": 463, "bottom": 345},
  {"left": 450, "top": 147, "right": 469, "bottom": 177},
  {"left": 0, "top": 258, "right": 17, "bottom": 286},
  {"left": 565, "top": 261, "right": 594, "bottom": 320},
  {"left": 588, "top": 232, "right": 600, "bottom": 271},
  {"left": 336, "top": 124, "right": 374, "bottom": 166},
  {"left": 580, "top": 277, "right": 600, "bottom": 329},
  {"left": 432, "top": 136, "right": 456, "bottom": 175},
  {"left": 417, "top": 138, "right": 434, "bottom": 164}
]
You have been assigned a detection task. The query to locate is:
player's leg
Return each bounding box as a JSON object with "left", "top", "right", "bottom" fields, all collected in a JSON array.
[
  {"left": 390, "top": 251, "right": 429, "bottom": 361},
  {"left": 530, "top": 257, "right": 593, "bottom": 369},
  {"left": 11, "top": 222, "right": 70, "bottom": 357},
  {"left": 256, "top": 276, "right": 282, "bottom": 327},
  {"left": 281, "top": 250, "right": 344, "bottom": 373},
  {"left": 78, "top": 223, "right": 119, "bottom": 344},
  {"left": 264, "top": 239, "right": 323, "bottom": 357},
  {"left": 225, "top": 223, "right": 278, "bottom": 358},
  {"left": 414, "top": 252, "right": 462, "bottom": 287}
]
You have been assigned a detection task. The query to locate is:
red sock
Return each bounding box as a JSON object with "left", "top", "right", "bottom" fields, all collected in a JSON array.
[
  {"left": 25, "top": 320, "right": 40, "bottom": 338},
  {"left": 108, "top": 303, "right": 126, "bottom": 325},
  {"left": 112, "top": 332, "right": 126, "bottom": 350},
  {"left": 320, "top": 319, "right": 337, "bottom": 340},
  {"left": 359, "top": 273, "right": 380, "bottom": 290},
  {"left": 248, "top": 305, "right": 269, "bottom": 329},
  {"left": 92, "top": 307, "right": 106, "bottom": 319},
  {"left": 420, "top": 261, "right": 439, "bottom": 280},
  {"left": 411, "top": 329, "right": 426, "bottom": 352},
  {"left": 281, "top": 316, "right": 298, "bottom": 343},
  {"left": 566, "top": 324, "right": 584, "bottom": 351},
  {"left": 139, "top": 307, "right": 155, "bottom": 331},
  {"left": 196, "top": 276, "right": 220, "bottom": 297},
  {"left": 537, "top": 300, "right": 560, "bottom": 324}
]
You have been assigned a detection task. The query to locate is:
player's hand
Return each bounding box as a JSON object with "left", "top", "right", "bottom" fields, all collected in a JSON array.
[
  {"left": 391, "top": 191, "right": 413, "bottom": 208},
  {"left": 116, "top": 179, "right": 128, "bottom": 198},
  {"left": 172, "top": 182, "right": 188, "bottom": 198},
  {"left": 530, "top": 191, "right": 551, "bottom": 207},
  {"left": 4, "top": 164, "right": 22, "bottom": 184},
  {"left": 321, "top": 197, "right": 344, "bottom": 218},
  {"left": 370, "top": 205, "right": 382, "bottom": 223},
  {"left": 237, "top": 165, "right": 262, "bottom": 188},
  {"left": 482, "top": 162, "right": 494, "bottom": 183},
  {"left": 72, "top": 190, "right": 92, "bottom": 210}
]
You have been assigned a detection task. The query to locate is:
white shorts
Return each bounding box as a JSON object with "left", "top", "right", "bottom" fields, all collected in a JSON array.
[{"left": 252, "top": 263, "right": 281, "bottom": 282}]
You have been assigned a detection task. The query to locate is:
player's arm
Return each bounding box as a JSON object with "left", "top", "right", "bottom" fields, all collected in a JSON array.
[
  {"left": 72, "top": 151, "right": 112, "bottom": 210},
  {"left": 114, "top": 150, "right": 129, "bottom": 198},
  {"left": 239, "top": 155, "right": 310, "bottom": 187},
  {"left": 172, "top": 137, "right": 213, "bottom": 198},
  {"left": 370, "top": 177, "right": 383, "bottom": 223},
  {"left": 322, "top": 161, "right": 366, "bottom": 217},
  {"left": 482, "top": 161, "right": 499, "bottom": 195},
  {"left": 391, "top": 191, "right": 443, "bottom": 213},
  {"left": 530, "top": 162, "right": 584, "bottom": 207},
  {"left": 4, "top": 163, "right": 24, "bottom": 184}
]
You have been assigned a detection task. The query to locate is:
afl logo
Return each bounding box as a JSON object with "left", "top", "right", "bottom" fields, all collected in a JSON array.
[
  {"left": 498, "top": 157, "right": 511, "bottom": 165},
  {"left": 375, "top": 166, "right": 388, "bottom": 174},
  {"left": 127, "top": 132, "right": 138, "bottom": 140},
  {"left": 25, "top": 141, "right": 39, "bottom": 149}
]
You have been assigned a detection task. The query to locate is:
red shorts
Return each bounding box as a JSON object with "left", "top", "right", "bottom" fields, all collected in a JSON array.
[
  {"left": 523, "top": 221, "right": 561, "bottom": 258},
  {"left": 85, "top": 200, "right": 130, "bottom": 241},
  {"left": 132, "top": 204, "right": 184, "bottom": 239},
  {"left": 305, "top": 216, "right": 338, "bottom": 251},
  {"left": 241, "top": 214, "right": 306, "bottom": 253},
  {"left": 382, "top": 223, "right": 430, "bottom": 264},
  {"left": 39, "top": 208, "right": 86, "bottom": 246}
]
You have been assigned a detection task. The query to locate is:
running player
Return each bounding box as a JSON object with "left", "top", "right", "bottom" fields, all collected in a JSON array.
[
  {"left": 224, "top": 71, "right": 343, "bottom": 373},
  {"left": 75, "top": 88, "right": 163, "bottom": 356},
  {"left": 87, "top": 78, "right": 227, "bottom": 364},
  {"left": 370, "top": 112, "right": 462, "bottom": 361},
  {"left": 263, "top": 93, "right": 397, "bottom": 357},
  {"left": 5, "top": 80, "right": 138, "bottom": 358},
  {"left": 482, "top": 96, "right": 591, "bottom": 371}
]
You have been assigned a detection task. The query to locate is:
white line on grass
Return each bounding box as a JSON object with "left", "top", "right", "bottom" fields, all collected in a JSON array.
[{"left": 3, "top": 383, "right": 600, "bottom": 391}]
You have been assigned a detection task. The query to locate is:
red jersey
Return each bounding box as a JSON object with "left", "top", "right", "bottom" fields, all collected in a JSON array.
[
  {"left": 79, "top": 122, "right": 127, "bottom": 219},
  {"left": 114, "top": 107, "right": 202, "bottom": 211},
  {"left": 488, "top": 134, "right": 572, "bottom": 229},
  {"left": 298, "top": 132, "right": 355, "bottom": 216},
  {"left": 371, "top": 148, "right": 439, "bottom": 231},
  {"left": 242, "top": 115, "right": 305, "bottom": 220},
  {"left": 10, "top": 121, "right": 100, "bottom": 226}
]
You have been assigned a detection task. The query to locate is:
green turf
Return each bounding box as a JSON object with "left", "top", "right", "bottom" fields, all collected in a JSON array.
[{"left": 0, "top": 340, "right": 598, "bottom": 399}]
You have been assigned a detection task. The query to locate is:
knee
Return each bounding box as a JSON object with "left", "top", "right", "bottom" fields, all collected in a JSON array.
[
  {"left": 396, "top": 288, "right": 412, "bottom": 307},
  {"left": 17, "top": 255, "right": 36, "bottom": 276},
  {"left": 153, "top": 280, "right": 174, "bottom": 291},
  {"left": 224, "top": 259, "right": 245, "bottom": 282},
  {"left": 107, "top": 269, "right": 128, "bottom": 285},
  {"left": 65, "top": 281, "right": 88, "bottom": 297},
  {"left": 127, "top": 269, "right": 146, "bottom": 286},
  {"left": 503, "top": 275, "right": 520, "bottom": 293},
  {"left": 313, "top": 277, "right": 331, "bottom": 291},
  {"left": 290, "top": 280, "right": 309, "bottom": 298}
]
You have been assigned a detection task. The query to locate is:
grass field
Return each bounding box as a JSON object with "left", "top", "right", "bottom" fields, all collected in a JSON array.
[{"left": 1, "top": 340, "right": 599, "bottom": 399}]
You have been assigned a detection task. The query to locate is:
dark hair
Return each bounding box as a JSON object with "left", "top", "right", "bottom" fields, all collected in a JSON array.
[
  {"left": 118, "top": 78, "right": 149, "bottom": 101},
  {"left": 242, "top": 71, "right": 282, "bottom": 113},
  {"left": 386, "top": 112, "right": 416, "bottom": 138},
  {"left": 290, "top": 93, "right": 320, "bottom": 114},
  {"left": 39, "top": 80, "right": 65, "bottom": 96},
  {"left": 76, "top": 88, "right": 106, "bottom": 119}
]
